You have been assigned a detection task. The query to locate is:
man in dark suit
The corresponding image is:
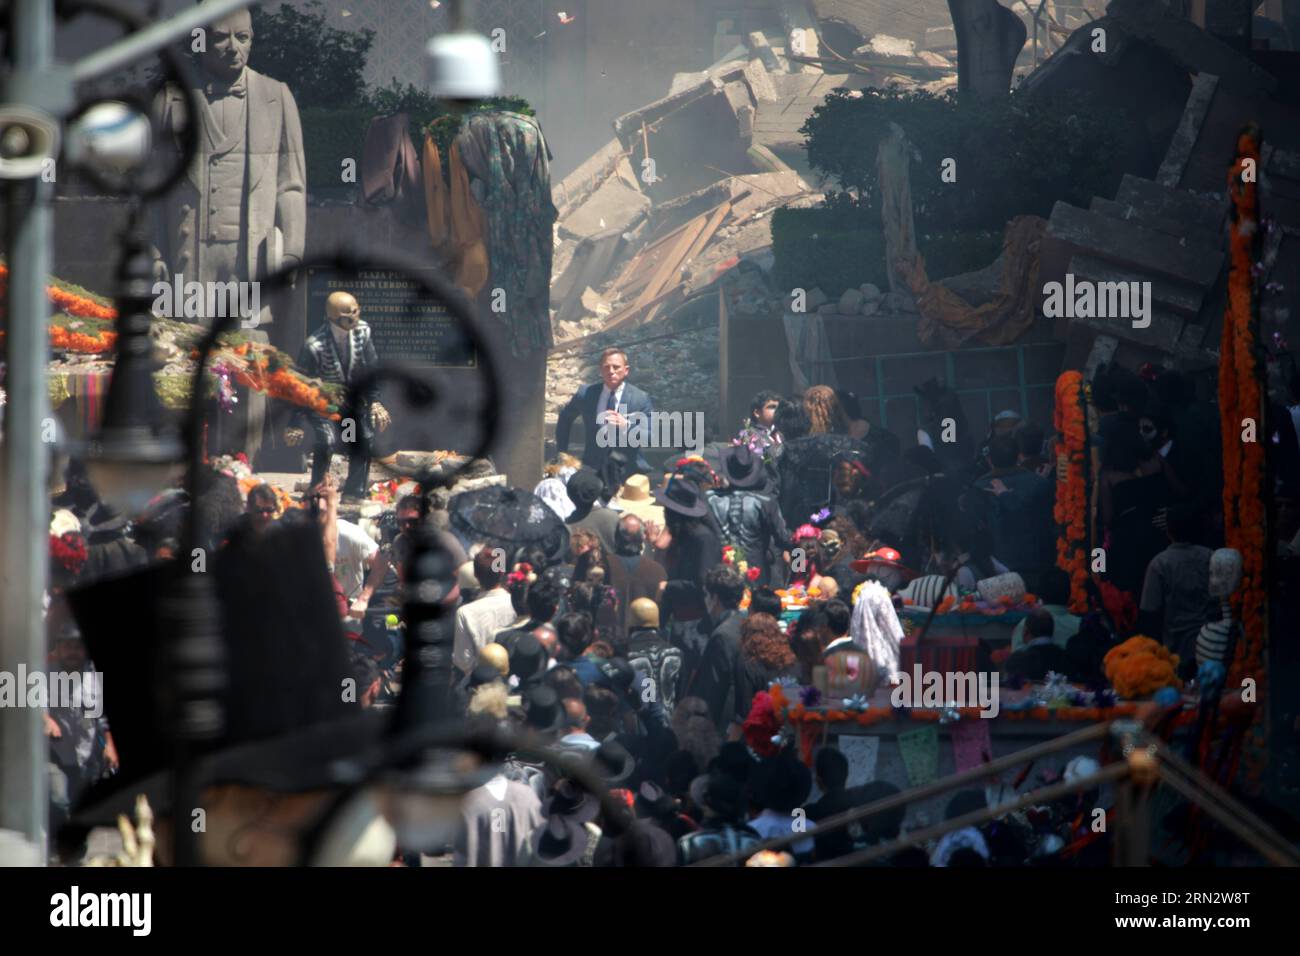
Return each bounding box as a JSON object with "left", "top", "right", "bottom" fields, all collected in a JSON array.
[{"left": 555, "top": 347, "right": 654, "bottom": 475}]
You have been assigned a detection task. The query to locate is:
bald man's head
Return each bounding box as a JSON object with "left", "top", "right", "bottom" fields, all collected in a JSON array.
[
  {"left": 533, "top": 624, "right": 558, "bottom": 659},
  {"left": 615, "top": 512, "right": 644, "bottom": 556},
  {"left": 325, "top": 291, "right": 361, "bottom": 331},
  {"left": 562, "top": 697, "right": 589, "bottom": 733}
]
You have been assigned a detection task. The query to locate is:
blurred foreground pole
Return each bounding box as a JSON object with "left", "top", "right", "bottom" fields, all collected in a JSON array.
[{"left": 0, "top": 0, "right": 54, "bottom": 866}]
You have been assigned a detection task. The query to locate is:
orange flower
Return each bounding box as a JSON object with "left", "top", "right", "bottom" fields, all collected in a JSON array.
[
  {"left": 50, "top": 325, "right": 116, "bottom": 353},
  {"left": 1218, "top": 126, "right": 1267, "bottom": 790}
]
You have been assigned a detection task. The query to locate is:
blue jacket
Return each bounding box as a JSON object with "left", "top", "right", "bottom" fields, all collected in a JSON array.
[{"left": 555, "top": 381, "right": 654, "bottom": 472}]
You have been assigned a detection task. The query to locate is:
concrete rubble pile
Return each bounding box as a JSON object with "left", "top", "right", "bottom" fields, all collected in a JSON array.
[
  {"left": 1032, "top": 1, "right": 1300, "bottom": 376},
  {"left": 546, "top": 46, "right": 827, "bottom": 436}
]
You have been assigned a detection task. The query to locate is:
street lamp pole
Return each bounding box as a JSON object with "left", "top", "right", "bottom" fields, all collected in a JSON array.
[
  {"left": 0, "top": 0, "right": 266, "bottom": 866},
  {"left": 0, "top": 0, "right": 55, "bottom": 866}
]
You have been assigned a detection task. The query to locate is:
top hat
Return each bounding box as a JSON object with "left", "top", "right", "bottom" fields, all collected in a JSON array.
[
  {"left": 564, "top": 469, "right": 605, "bottom": 512},
  {"left": 510, "top": 634, "right": 548, "bottom": 683},
  {"left": 721, "top": 444, "right": 766, "bottom": 490},
  {"left": 653, "top": 477, "right": 709, "bottom": 518},
  {"left": 65, "top": 520, "right": 386, "bottom": 829},
  {"left": 522, "top": 684, "right": 566, "bottom": 736}
]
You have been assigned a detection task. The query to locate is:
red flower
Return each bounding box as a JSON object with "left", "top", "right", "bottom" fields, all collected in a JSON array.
[
  {"left": 746, "top": 566, "right": 761, "bottom": 581},
  {"left": 742, "top": 691, "right": 782, "bottom": 757},
  {"left": 49, "top": 532, "right": 88, "bottom": 574}
]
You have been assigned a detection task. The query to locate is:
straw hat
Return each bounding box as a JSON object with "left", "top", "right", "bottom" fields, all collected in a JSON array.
[{"left": 610, "top": 474, "right": 665, "bottom": 525}]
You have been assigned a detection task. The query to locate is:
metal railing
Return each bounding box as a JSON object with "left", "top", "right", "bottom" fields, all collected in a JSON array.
[{"left": 690, "top": 718, "right": 1300, "bottom": 867}]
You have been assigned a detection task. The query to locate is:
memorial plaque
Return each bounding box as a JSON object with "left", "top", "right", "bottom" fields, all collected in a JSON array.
[{"left": 303, "top": 267, "right": 476, "bottom": 368}]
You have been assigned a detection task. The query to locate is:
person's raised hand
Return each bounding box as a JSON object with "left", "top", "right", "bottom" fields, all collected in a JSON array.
[{"left": 371, "top": 402, "right": 391, "bottom": 433}]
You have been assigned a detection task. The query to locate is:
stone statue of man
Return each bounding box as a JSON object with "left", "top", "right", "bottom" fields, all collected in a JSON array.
[{"left": 151, "top": 7, "right": 306, "bottom": 326}]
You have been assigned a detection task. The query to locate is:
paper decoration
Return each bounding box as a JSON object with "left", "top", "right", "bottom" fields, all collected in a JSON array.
[
  {"left": 950, "top": 717, "right": 992, "bottom": 773},
  {"left": 897, "top": 725, "right": 939, "bottom": 787},
  {"left": 837, "top": 735, "right": 880, "bottom": 788}
]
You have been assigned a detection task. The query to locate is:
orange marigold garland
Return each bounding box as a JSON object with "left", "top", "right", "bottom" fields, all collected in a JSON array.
[
  {"left": 1220, "top": 124, "right": 1268, "bottom": 790},
  {"left": 1054, "top": 370, "right": 1089, "bottom": 612}
]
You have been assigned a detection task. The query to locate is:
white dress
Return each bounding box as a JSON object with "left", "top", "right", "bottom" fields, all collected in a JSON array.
[{"left": 850, "top": 580, "right": 906, "bottom": 685}]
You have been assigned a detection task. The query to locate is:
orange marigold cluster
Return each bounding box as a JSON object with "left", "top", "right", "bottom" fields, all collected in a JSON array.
[
  {"left": 50, "top": 326, "right": 116, "bottom": 354},
  {"left": 1220, "top": 125, "right": 1268, "bottom": 790},
  {"left": 1103, "top": 636, "right": 1182, "bottom": 700},
  {"left": 1053, "top": 370, "right": 1088, "bottom": 612},
  {"left": 0, "top": 262, "right": 118, "bottom": 320}
]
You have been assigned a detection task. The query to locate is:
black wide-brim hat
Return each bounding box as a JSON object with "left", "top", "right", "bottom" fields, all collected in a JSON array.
[
  {"left": 654, "top": 476, "right": 709, "bottom": 518},
  {"left": 594, "top": 739, "right": 637, "bottom": 787},
  {"left": 543, "top": 775, "right": 601, "bottom": 825},
  {"left": 64, "top": 520, "right": 386, "bottom": 830},
  {"left": 531, "top": 812, "right": 591, "bottom": 866},
  {"left": 721, "top": 444, "right": 766, "bottom": 489}
]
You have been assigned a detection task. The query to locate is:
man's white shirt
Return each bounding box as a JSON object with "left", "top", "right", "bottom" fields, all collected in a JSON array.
[{"left": 334, "top": 519, "right": 378, "bottom": 602}]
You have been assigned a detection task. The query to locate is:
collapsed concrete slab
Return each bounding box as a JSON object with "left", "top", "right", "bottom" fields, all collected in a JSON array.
[{"left": 612, "top": 66, "right": 764, "bottom": 203}]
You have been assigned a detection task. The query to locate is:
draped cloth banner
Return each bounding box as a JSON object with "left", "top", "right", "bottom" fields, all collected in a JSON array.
[
  {"left": 838, "top": 734, "right": 880, "bottom": 788},
  {"left": 950, "top": 717, "right": 993, "bottom": 774},
  {"left": 897, "top": 725, "right": 939, "bottom": 787}
]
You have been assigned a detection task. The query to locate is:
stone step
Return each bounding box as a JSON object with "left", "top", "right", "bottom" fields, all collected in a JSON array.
[
  {"left": 1068, "top": 253, "right": 1205, "bottom": 318},
  {"left": 1113, "top": 173, "right": 1227, "bottom": 235},
  {"left": 1043, "top": 201, "right": 1224, "bottom": 291},
  {"left": 1088, "top": 197, "right": 1221, "bottom": 257},
  {"left": 1074, "top": 306, "right": 1186, "bottom": 355}
]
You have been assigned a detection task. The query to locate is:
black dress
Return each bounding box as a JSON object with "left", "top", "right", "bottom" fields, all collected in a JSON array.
[{"left": 1107, "top": 471, "right": 1172, "bottom": 593}]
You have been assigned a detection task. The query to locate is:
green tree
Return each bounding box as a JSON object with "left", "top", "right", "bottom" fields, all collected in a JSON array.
[{"left": 249, "top": 0, "right": 374, "bottom": 109}]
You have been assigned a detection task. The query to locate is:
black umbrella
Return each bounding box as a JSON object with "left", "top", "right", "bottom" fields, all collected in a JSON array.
[{"left": 449, "top": 485, "right": 571, "bottom": 563}]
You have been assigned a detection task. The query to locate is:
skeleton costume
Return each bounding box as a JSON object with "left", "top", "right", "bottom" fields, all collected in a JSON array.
[{"left": 295, "top": 320, "right": 381, "bottom": 496}]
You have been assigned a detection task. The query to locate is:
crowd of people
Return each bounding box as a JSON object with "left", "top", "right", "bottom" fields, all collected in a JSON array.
[{"left": 39, "top": 343, "right": 1275, "bottom": 867}]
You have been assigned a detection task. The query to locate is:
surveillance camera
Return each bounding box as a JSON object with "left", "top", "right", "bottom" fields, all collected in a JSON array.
[
  {"left": 0, "top": 105, "right": 60, "bottom": 180},
  {"left": 425, "top": 31, "right": 501, "bottom": 100}
]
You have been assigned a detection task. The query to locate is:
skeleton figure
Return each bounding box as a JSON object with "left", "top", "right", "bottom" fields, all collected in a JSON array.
[
  {"left": 286, "top": 291, "right": 390, "bottom": 498},
  {"left": 84, "top": 794, "right": 155, "bottom": 867},
  {"left": 1195, "top": 548, "right": 1243, "bottom": 674}
]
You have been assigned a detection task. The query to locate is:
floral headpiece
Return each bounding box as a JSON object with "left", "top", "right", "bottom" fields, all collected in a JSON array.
[
  {"left": 507, "top": 562, "right": 537, "bottom": 587},
  {"left": 792, "top": 524, "right": 822, "bottom": 543},
  {"left": 672, "top": 456, "right": 720, "bottom": 488},
  {"left": 50, "top": 532, "right": 88, "bottom": 575}
]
